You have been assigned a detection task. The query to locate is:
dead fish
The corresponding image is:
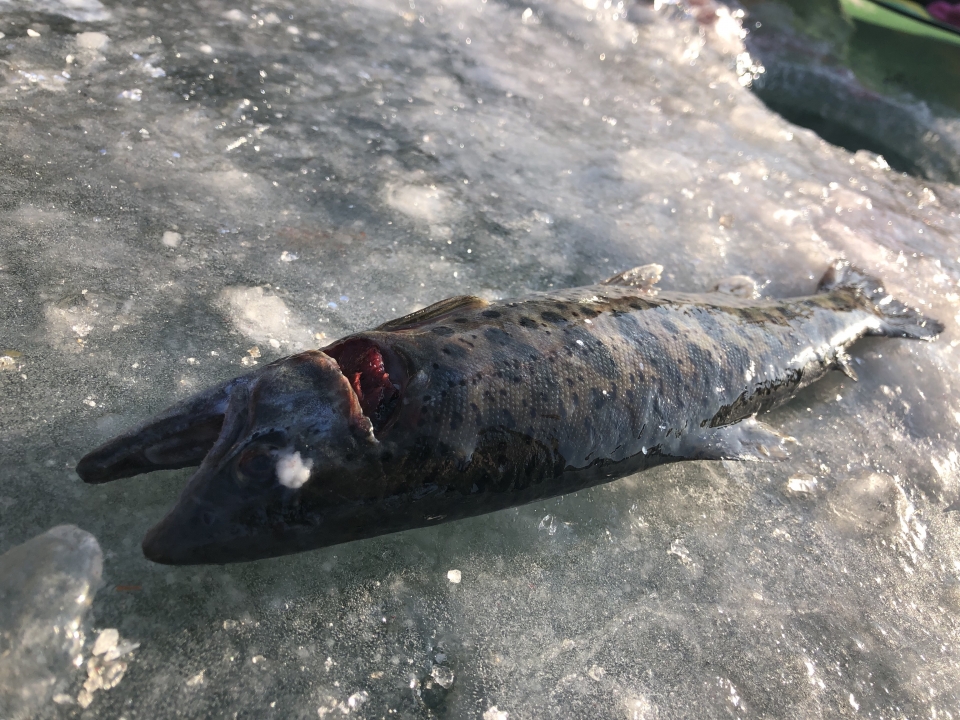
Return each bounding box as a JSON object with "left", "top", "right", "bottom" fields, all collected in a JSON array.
[{"left": 77, "top": 261, "right": 943, "bottom": 564}]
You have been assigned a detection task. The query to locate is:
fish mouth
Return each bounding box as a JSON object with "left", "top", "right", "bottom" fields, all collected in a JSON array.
[
  {"left": 141, "top": 497, "right": 296, "bottom": 565},
  {"left": 78, "top": 343, "right": 408, "bottom": 564},
  {"left": 141, "top": 499, "right": 226, "bottom": 565}
]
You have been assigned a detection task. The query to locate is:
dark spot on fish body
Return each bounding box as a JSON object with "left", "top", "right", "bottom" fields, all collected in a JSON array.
[
  {"left": 484, "top": 328, "right": 513, "bottom": 345},
  {"left": 660, "top": 318, "right": 679, "bottom": 335},
  {"left": 454, "top": 318, "right": 468, "bottom": 324},
  {"left": 519, "top": 316, "right": 537, "bottom": 328},
  {"left": 442, "top": 343, "right": 468, "bottom": 359},
  {"left": 591, "top": 387, "right": 607, "bottom": 410},
  {"left": 481, "top": 310, "right": 502, "bottom": 319},
  {"left": 430, "top": 326, "right": 455, "bottom": 336},
  {"left": 541, "top": 311, "right": 565, "bottom": 324}
]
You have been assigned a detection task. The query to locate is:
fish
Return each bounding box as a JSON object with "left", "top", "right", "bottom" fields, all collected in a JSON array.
[{"left": 76, "top": 260, "right": 943, "bottom": 565}]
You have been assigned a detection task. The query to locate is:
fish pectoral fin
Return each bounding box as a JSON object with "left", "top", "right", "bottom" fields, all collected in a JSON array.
[
  {"left": 834, "top": 349, "right": 859, "bottom": 381},
  {"left": 600, "top": 263, "right": 663, "bottom": 294},
  {"left": 375, "top": 295, "right": 490, "bottom": 331},
  {"left": 76, "top": 378, "right": 238, "bottom": 484},
  {"left": 679, "top": 418, "right": 797, "bottom": 462}
]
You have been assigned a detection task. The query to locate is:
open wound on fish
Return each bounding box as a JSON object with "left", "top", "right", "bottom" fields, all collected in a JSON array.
[{"left": 324, "top": 339, "right": 402, "bottom": 432}]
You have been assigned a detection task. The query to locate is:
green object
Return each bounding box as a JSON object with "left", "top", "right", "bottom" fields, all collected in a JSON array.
[{"left": 839, "top": 0, "right": 960, "bottom": 47}]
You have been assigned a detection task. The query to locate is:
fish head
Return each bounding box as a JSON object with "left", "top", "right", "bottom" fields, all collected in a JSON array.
[{"left": 139, "top": 350, "right": 378, "bottom": 564}]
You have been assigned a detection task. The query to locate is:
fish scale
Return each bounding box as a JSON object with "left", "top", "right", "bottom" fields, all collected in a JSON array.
[
  {"left": 383, "top": 288, "right": 846, "bottom": 468},
  {"left": 76, "top": 261, "right": 943, "bottom": 564}
]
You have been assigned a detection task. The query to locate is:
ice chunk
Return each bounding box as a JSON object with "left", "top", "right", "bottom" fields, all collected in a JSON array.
[
  {"left": 430, "top": 664, "right": 454, "bottom": 689},
  {"left": 386, "top": 184, "right": 454, "bottom": 223},
  {"left": 75, "top": 32, "right": 110, "bottom": 50},
  {"left": 0, "top": 526, "right": 102, "bottom": 719},
  {"left": 77, "top": 628, "right": 138, "bottom": 708},
  {"left": 161, "top": 231, "right": 182, "bottom": 248}
]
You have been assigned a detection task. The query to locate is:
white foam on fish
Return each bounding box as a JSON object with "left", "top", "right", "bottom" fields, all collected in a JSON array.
[{"left": 276, "top": 451, "right": 313, "bottom": 489}]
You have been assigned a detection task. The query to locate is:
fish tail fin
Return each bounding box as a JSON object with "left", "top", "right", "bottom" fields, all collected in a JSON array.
[{"left": 817, "top": 260, "right": 944, "bottom": 341}]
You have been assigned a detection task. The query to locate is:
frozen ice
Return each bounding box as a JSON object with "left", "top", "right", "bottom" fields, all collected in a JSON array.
[
  {"left": 0, "top": 526, "right": 102, "bottom": 719},
  {"left": 76, "top": 627, "right": 138, "bottom": 708},
  {"left": 75, "top": 32, "right": 110, "bottom": 51},
  {"left": 217, "top": 286, "right": 313, "bottom": 350},
  {"left": 160, "top": 230, "right": 181, "bottom": 248},
  {"left": 2, "top": 0, "right": 960, "bottom": 717},
  {"left": 0, "top": 0, "right": 110, "bottom": 23}
]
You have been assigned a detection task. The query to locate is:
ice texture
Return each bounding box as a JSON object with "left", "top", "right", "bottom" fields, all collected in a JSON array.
[
  {"left": 0, "top": 525, "right": 102, "bottom": 718},
  {"left": 1, "top": 0, "right": 960, "bottom": 717}
]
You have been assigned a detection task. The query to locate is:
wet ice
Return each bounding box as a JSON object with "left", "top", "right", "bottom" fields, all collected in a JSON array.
[
  {"left": 1, "top": 0, "right": 960, "bottom": 717},
  {"left": 0, "top": 526, "right": 102, "bottom": 718}
]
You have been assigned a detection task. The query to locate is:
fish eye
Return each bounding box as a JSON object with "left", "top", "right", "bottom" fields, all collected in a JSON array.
[{"left": 235, "top": 446, "right": 276, "bottom": 482}]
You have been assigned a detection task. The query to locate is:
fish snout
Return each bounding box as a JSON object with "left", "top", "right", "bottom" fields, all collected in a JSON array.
[{"left": 141, "top": 496, "right": 230, "bottom": 565}]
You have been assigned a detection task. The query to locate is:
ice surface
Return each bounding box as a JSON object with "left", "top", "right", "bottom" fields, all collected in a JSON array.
[
  {"left": 0, "top": 525, "right": 101, "bottom": 718},
  {"left": 1, "top": 0, "right": 960, "bottom": 717}
]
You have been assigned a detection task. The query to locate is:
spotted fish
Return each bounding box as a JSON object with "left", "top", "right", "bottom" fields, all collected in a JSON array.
[{"left": 77, "top": 261, "right": 943, "bottom": 564}]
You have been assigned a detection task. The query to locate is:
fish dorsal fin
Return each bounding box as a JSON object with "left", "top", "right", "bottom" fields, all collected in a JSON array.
[
  {"left": 601, "top": 263, "right": 663, "bottom": 295},
  {"left": 376, "top": 295, "right": 490, "bottom": 331}
]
